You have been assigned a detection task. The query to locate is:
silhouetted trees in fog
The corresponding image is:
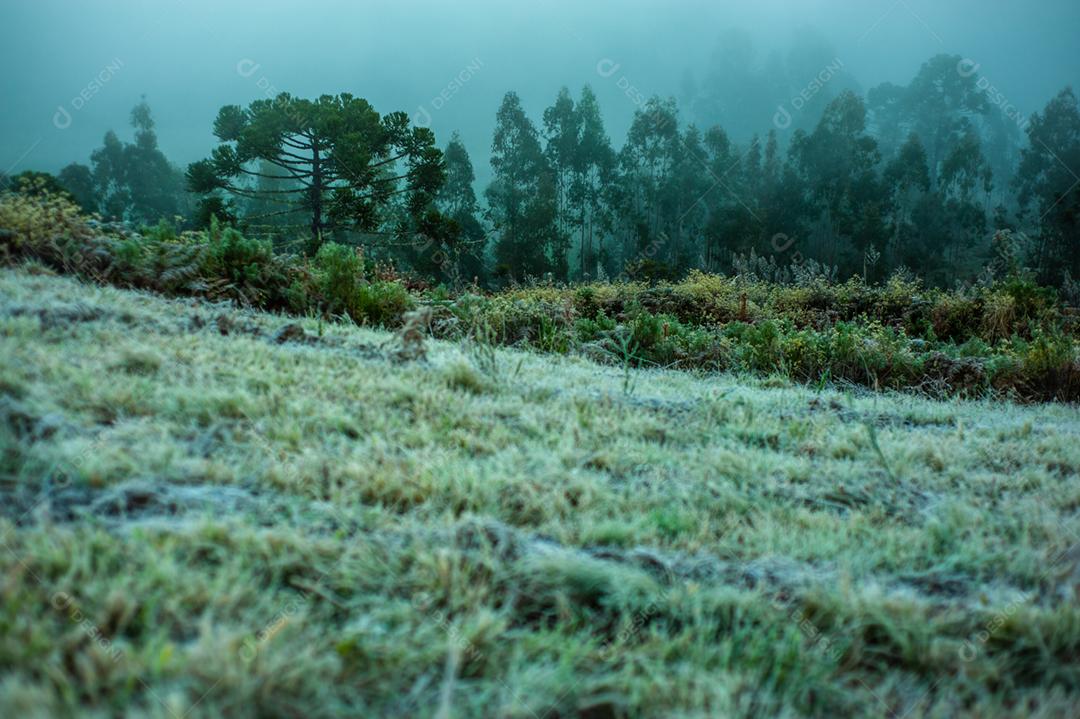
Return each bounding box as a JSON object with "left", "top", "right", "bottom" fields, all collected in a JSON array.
[{"left": 16, "top": 53, "right": 1079, "bottom": 293}]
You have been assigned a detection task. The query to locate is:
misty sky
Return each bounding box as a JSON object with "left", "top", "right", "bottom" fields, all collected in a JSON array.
[{"left": 3, "top": 0, "right": 1079, "bottom": 188}]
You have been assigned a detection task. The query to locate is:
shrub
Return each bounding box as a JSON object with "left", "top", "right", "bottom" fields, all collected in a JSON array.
[
  {"left": 203, "top": 222, "right": 275, "bottom": 285},
  {"left": 116, "top": 221, "right": 207, "bottom": 293},
  {"left": 313, "top": 242, "right": 365, "bottom": 317},
  {"left": 1015, "top": 330, "right": 1080, "bottom": 399},
  {"left": 3, "top": 190, "right": 1077, "bottom": 402},
  {"left": 729, "top": 320, "right": 784, "bottom": 374},
  {"left": 356, "top": 281, "right": 413, "bottom": 326},
  {"left": 574, "top": 312, "right": 616, "bottom": 343},
  {"left": 0, "top": 190, "right": 99, "bottom": 271},
  {"left": 930, "top": 294, "right": 983, "bottom": 342},
  {"left": 981, "top": 291, "right": 1017, "bottom": 342},
  {"left": 1002, "top": 277, "right": 1057, "bottom": 331}
]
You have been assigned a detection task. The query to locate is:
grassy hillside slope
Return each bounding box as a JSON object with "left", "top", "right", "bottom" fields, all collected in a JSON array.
[{"left": 1, "top": 267, "right": 1078, "bottom": 718}]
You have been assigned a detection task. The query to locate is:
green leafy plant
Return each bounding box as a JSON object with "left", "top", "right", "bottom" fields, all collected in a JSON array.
[{"left": 613, "top": 331, "right": 640, "bottom": 397}]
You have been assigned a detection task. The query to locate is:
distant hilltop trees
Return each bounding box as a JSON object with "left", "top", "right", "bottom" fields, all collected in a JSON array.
[{"left": 10, "top": 53, "right": 1078, "bottom": 292}]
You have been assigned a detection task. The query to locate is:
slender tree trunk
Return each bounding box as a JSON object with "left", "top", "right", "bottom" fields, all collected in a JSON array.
[
  {"left": 310, "top": 136, "right": 323, "bottom": 253},
  {"left": 579, "top": 207, "right": 587, "bottom": 279}
]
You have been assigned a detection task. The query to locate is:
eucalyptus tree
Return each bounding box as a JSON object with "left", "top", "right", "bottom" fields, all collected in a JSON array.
[
  {"left": 432, "top": 133, "right": 487, "bottom": 284},
  {"left": 1016, "top": 87, "right": 1080, "bottom": 282},
  {"left": 486, "top": 92, "right": 564, "bottom": 281},
  {"left": 790, "top": 91, "right": 884, "bottom": 273},
  {"left": 70, "top": 99, "right": 186, "bottom": 224},
  {"left": 614, "top": 97, "right": 681, "bottom": 271},
  {"left": 542, "top": 85, "right": 616, "bottom": 279}
]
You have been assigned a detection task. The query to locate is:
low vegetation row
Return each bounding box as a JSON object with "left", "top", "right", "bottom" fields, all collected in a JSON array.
[{"left": 2, "top": 189, "right": 1077, "bottom": 401}]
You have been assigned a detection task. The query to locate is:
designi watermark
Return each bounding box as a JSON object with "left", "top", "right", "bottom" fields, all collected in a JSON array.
[
  {"left": 51, "top": 591, "right": 124, "bottom": 662},
  {"left": 774, "top": 58, "right": 845, "bottom": 130},
  {"left": 53, "top": 58, "right": 125, "bottom": 130},
  {"left": 413, "top": 58, "right": 484, "bottom": 129},
  {"left": 957, "top": 59, "right": 1030, "bottom": 132}
]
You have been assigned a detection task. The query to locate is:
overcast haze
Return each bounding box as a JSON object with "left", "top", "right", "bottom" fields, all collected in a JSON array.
[{"left": 3, "top": 0, "right": 1079, "bottom": 186}]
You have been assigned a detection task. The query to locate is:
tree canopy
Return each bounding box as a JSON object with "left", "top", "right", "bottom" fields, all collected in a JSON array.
[{"left": 186, "top": 93, "right": 444, "bottom": 252}]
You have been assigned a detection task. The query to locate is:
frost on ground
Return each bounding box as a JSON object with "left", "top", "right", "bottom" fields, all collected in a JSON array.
[{"left": 0, "top": 267, "right": 1078, "bottom": 718}]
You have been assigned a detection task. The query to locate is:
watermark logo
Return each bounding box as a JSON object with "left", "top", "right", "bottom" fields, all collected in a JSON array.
[
  {"left": 773, "top": 58, "right": 844, "bottom": 130},
  {"left": 236, "top": 59, "right": 261, "bottom": 78},
  {"left": 53, "top": 106, "right": 73, "bottom": 130},
  {"left": 957, "top": 591, "right": 1032, "bottom": 662},
  {"left": 412, "top": 58, "right": 484, "bottom": 128},
  {"left": 51, "top": 591, "right": 123, "bottom": 662},
  {"left": 956, "top": 58, "right": 981, "bottom": 78},
  {"left": 956, "top": 59, "right": 1030, "bottom": 132},
  {"left": 239, "top": 592, "right": 307, "bottom": 663},
  {"left": 411, "top": 105, "right": 433, "bottom": 130},
  {"left": 596, "top": 60, "right": 673, "bottom": 131},
  {"left": 773, "top": 106, "right": 793, "bottom": 130},
  {"left": 771, "top": 232, "right": 802, "bottom": 263},
  {"left": 235, "top": 60, "right": 310, "bottom": 130},
  {"left": 53, "top": 58, "right": 125, "bottom": 130},
  {"left": 596, "top": 59, "right": 621, "bottom": 78}
]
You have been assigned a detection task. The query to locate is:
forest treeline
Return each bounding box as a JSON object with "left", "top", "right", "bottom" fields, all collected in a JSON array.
[{"left": 3, "top": 52, "right": 1079, "bottom": 296}]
